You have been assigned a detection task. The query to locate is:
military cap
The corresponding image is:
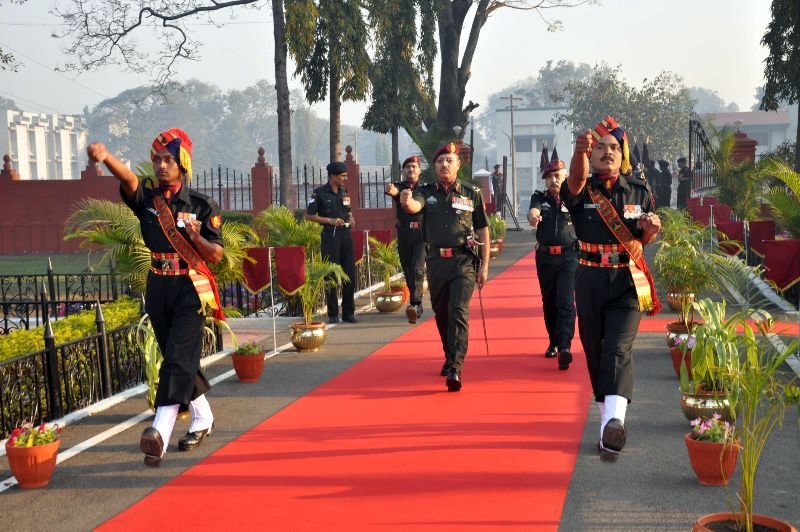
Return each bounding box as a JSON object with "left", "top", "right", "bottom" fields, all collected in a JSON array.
[{"left": 326, "top": 161, "right": 348, "bottom": 175}]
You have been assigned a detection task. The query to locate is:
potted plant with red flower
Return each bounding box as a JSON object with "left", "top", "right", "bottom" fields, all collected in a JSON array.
[
  {"left": 5, "top": 422, "right": 63, "bottom": 488},
  {"left": 684, "top": 414, "right": 739, "bottom": 486}
]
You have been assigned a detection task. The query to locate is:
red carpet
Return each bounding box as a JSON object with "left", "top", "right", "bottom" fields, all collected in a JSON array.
[{"left": 100, "top": 253, "right": 593, "bottom": 531}]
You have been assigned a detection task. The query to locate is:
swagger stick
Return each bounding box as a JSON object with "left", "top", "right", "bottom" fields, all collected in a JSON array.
[{"left": 478, "top": 283, "right": 490, "bottom": 357}]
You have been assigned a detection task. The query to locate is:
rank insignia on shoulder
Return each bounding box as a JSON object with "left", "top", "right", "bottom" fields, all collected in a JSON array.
[{"left": 211, "top": 214, "right": 222, "bottom": 228}]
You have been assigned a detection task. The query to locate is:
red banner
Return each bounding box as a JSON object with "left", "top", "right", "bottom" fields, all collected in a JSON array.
[
  {"left": 748, "top": 220, "right": 775, "bottom": 258},
  {"left": 275, "top": 246, "right": 306, "bottom": 295},
  {"left": 369, "top": 230, "right": 393, "bottom": 247},
  {"left": 762, "top": 239, "right": 800, "bottom": 291},
  {"left": 352, "top": 230, "right": 365, "bottom": 264},
  {"left": 242, "top": 247, "right": 272, "bottom": 294},
  {"left": 716, "top": 221, "right": 744, "bottom": 255}
]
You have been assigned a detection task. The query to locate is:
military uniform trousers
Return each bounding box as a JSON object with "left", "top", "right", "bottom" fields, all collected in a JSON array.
[
  {"left": 574, "top": 265, "right": 642, "bottom": 402},
  {"left": 535, "top": 248, "right": 577, "bottom": 352},
  {"left": 397, "top": 226, "right": 426, "bottom": 305},
  {"left": 320, "top": 227, "right": 356, "bottom": 318},
  {"left": 426, "top": 250, "right": 476, "bottom": 372},
  {"left": 145, "top": 272, "right": 211, "bottom": 408}
]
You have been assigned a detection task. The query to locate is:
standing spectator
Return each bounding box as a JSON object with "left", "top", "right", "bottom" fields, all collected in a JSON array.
[
  {"left": 385, "top": 155, "right": 427, "bottom": 323},
  {"left": 305, "top": 161, "right": 358, "bottom": 324},
  {"left": 491, "top": 164, "right": 503, "bottom": 204},
  {"left": 528, "top": 159, "right": 577, "bottom": 369},
  {"left": 643, "top": 159, "right": 660, "bottom": 205},
  {"left": 87, "top": 128, "right": 224, "bottom": 467},
  {"left": 561, "top": 116, "right": 661, "bottom": 462},
  {"left": 657, "top": 160, "right": 672, "bottom": 208},
  {"left": 400, "top": 142, "right": 490, "bottom": 392},
  {"left": 676, "top": 157, "right": 691, "bottom": 209}
]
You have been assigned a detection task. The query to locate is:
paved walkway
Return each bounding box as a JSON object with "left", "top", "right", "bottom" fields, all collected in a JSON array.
[{"left": 1, "top": 230, "right": 798, "bottom": 530}]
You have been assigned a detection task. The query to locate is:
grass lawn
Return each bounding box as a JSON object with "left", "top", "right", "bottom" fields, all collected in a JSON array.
[{"left": 0, "top": 252, "right": 112, "bottom": 275}]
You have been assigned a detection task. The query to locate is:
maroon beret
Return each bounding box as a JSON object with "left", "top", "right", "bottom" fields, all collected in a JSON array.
[
  {"left": 541, "top": 159, "right": 565, "bottom": 178},
  {"left": 402, "top": 155, "right": 421, "bottom": 168},
  {"left": 432, "top": 141, "right": 459, "bottom": 162}
]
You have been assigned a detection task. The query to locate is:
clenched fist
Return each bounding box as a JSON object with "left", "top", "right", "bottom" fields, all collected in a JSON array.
[
  {"left": 87, "top": 143, "right": 108, "bottom": 164},
  {"left": 399, "top": 188, "right": 412, "bottom": 206},
  {"left": 574, "top": 129, "right": 593, "bottom": 157}
]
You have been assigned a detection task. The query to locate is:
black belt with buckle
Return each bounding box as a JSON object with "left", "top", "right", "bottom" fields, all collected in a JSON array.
[
  {"left": 579, "top": 250, "right": 630, "bottom": 265},
  {"left": 431, "top": 246, "right": 464, "bottom": 258},
  {"left": 409, "top": 221, "right": 421, "bottom": 229}
]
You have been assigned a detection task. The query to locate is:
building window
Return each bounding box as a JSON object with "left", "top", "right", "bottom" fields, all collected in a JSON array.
[{"left": 515, "top": 136, "right": 533, "bottom": 153}]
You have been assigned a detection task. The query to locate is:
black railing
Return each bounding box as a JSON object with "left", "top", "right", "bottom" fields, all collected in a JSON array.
[
  {"left": 359, "top": 169, "right": 392, "bottom": 209},
  {"left": 1, "top": 266, "right": 132, "bottom": 335},
  {"left": 192, "top": 166, "right": 253, "bottom": 211},
  {"left": 688, "top": 116, "right": 719, "bottom": 195},
  {"left": 0, "top": 302, "right": 221, "bottom": 439}
]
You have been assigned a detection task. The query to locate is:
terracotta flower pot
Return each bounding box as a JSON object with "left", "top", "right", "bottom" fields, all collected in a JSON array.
[
  {"left": 684, "top": 433, "right": 739, "bottom": 486},
  {"left": 231, "top": 352, "right": 265, "bottom": 383},
  {"left": 5, "top": 439, "right": 60, "bottom": 488},
  {"left": 290, "top": 321, "right": 327, "bottom": 352},
  {"left": 671, "top": 347, "right": 692, "bottom": 379},
  {"left": 693, "top": 512, "right": 797, "bottom": 532}
]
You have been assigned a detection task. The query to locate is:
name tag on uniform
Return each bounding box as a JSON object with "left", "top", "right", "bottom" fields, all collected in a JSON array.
[
  {"left": 342, "top": 196, "right": 351, "bottom": 206},
  {"left": 583, "top": 203, "right": 600, "bottom": 209},
  {"left": 176, "top": 211, "right": 197, "bottom": 228},
  {"left": 623, "top": 204, "right": 642, "bottom": 219},
  {"left": 451, "top": 195, "right": 474, "bottom": 212}
]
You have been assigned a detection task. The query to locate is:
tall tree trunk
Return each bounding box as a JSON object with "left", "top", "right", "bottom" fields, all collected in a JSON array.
[
  {"left": 391, "top": 126, "right": 399, "bottom": 180},
  {"left": 330, "top": 71, "right": 341, "bottom": 161},
  {"left": 272, "top": 0, "right": 294, "bottom": 209},
  {"left": 795, "top": 105, "right": 800, "bottom": 172},
  {"left": 435, "top": 6, "right": 463, "bottom": 134}
]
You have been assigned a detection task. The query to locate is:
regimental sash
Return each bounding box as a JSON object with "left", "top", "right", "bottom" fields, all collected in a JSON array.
[
  {"left": 586, "top": 185, "right": 661, "bottom": 315},
  {"left": 152, "top": 195, "right": 225, "bottom": 322}
]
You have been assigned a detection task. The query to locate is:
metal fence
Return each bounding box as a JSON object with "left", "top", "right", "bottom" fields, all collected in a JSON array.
[
  {"left": 1, "top": 268, "right": 132, "bottom": 336},
  {"left": 688, "top": 116, "right": 719, "bottom": 195},
  {"left": 191, "top": 166, "right": 253, "bottom": 211},
  {"left": 269, "top": 165, "right": 393, "bottom": 210},
  {"left": 0, "top": 301, "right": 220, "bottom": 439}
]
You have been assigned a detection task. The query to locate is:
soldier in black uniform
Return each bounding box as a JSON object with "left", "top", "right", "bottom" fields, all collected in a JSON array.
[
  {"left": 527, "top": 159, "right": 577, "bottom": 370},
  {"left": 87, "top": 128, "right": 224, "bottom": 467},
  {"left": 562, "top": 116, "right": 661, "bottom": 462},
  {"left": 676, "top": 157, "right": 691, "bottom": 209},
  {"left": 305, "top": 161, "right": 358, "bottom": 324},
  {"left": 385, "top": 155, "right": 426, "bottom": 323},
  {"left": 400, "top": 142, "right": 490, "bottom": 392}
]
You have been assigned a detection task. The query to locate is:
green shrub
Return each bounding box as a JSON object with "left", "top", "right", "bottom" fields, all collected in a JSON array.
[{"left": 0, "top": 297, "right": 141, "bottom": 362}]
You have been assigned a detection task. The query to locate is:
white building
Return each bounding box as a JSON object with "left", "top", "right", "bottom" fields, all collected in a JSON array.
[
  {"left": 701, "top": 106, "right": 798, "bottom": 158},
  {"left": 0, "top": 110, "right": 88, "bottom": 180},
  {"left": 494, "top": 106, "right": 572, "bottom": 216}
]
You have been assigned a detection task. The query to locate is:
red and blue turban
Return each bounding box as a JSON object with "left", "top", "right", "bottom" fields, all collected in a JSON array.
[
  {"left": 591, "top": 116, "right": 631, "bottom": 175},
  {"left": 151, "top": 128, "right": 193, "bottom": 182}
]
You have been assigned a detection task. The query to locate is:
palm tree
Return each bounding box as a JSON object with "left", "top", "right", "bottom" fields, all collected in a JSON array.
[{"left": 252, "top": 205, "right": 322, "bottom": 257}]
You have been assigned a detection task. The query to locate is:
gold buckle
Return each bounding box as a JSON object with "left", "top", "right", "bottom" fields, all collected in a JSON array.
[{"left": 161, "top": 259, "right": 172, "bottom": 271}]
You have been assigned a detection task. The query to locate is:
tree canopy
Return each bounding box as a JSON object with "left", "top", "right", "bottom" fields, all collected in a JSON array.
[{"left": 760, "top": 0, "right": 800, "bottom": 169}]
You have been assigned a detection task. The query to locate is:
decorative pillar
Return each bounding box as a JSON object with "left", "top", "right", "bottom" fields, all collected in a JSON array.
[
  {"left": 731, "top": 131, "right": 757, "bottom": 164},
  {"left": 1, "top": 154, "right": 20, "bottom": 181},
  {"left": 251, "top": 147, "right": 273, "bottom": 213},
  {"left": 345, "top": 145, "right": 361, "bottom": 209},
  {"left": 81, "top": 159, "right": 105, "bottom": 179}
]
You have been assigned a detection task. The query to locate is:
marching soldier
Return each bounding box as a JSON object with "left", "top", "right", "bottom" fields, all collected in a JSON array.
[
  {"left": 385, "top": 155, "right": 426, "bottom": 323},
  {"left": 562, "top": 116, "right": 661, "bottom": 462},
  {"left": 528, "top": 159, "right": 577, "bottom": 369},
  {"left": 400, "top": 142, "right": 490, "bottom": 392},
  {"left": 305, "top": 161, "right": 358, "bottom": 324},
  {"left": 87, "top": 128, "right": 224, "bottom": 466}
]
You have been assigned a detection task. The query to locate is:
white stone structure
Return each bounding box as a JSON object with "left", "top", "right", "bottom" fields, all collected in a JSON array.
[
  {"left": 701, "top": 108, "right": 797, "bottom": 157},
  {"left": 494, "top": 106, "right": 572, "bottom": 216},
  {"left": 0, "top": 110, "right": 88, "bottom": 180}
]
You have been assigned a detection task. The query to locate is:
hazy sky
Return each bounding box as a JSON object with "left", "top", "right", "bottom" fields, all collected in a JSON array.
[{"left": 0, "top": 0, "right": 772, "bottom": 128}]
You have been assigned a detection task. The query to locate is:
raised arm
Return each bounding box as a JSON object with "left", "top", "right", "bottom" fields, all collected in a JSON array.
[
  {"left": 567, "top": 129, "right": 592, "bottom": 197},
  {"left": 87, "top": 143, "right": 139, "bottom": 197}
]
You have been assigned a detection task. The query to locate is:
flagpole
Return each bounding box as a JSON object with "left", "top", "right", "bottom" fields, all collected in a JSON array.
[{"left": 269, "top": 246, "right": 277, "bottom": 354}]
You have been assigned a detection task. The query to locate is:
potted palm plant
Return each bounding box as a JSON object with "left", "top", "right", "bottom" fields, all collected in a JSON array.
[
  {"left": 290, "top": 256, "right": 349, "bottom": 352},
  {"left": 369, "top": 237, "right": 403, "bottom": 313},
  {"left": 488, "top": 213, "right": 506, "bottom": 258},
  {"left": 692, "top": 312, "right": 800, "bottom": 532}
]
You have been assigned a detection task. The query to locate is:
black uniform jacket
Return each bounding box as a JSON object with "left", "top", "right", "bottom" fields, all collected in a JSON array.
[
  {"left": 122, "top": 183, "right": 224, "bottom": 252},
  {"left": 529, "top": 190, "right": 577, "bottom": 247},
  {"left": 411, "top": 180, "right": 488, "bottom": 248},
  {"left": 306, "top": 182, "right": 353, "bottom": 223},
  {"left": 560, "top": 174, "right": 654, "bottom": 245},
  {"left": 387, "top": 180, "right": 424, "bottom": 225}
]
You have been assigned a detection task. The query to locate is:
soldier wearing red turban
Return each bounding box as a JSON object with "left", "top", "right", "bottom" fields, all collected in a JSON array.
[
  {"left": 562, "top": 116, "right": 661, "bottom": 462},
  {"left": 87, "top": 128, "right": 223, "bottom": 466}
]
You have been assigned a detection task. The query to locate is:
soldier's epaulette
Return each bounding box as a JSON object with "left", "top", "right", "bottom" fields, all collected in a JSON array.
[
  {"left": 625, "top": 173, "right": 648, "bottom": 187},
  {"left": 533, "top": 190, "right": 545, "bottom": 196},
  {"left": 460, "top": 180, "right": 479, "bottom": 193},
  {"left": 187, "top": 187, "right": 213, "bottom": 203}
]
